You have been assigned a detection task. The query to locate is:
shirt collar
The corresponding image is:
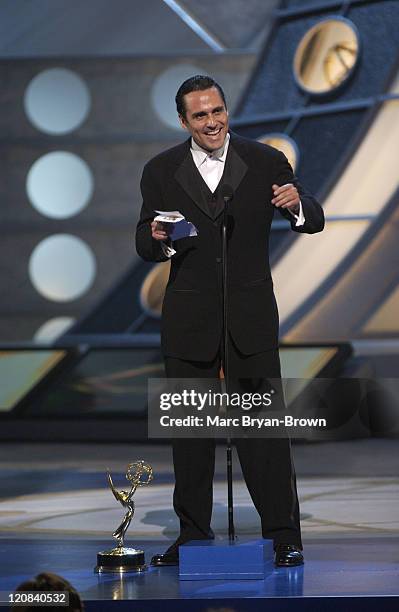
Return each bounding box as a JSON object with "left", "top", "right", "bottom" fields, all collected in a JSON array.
[{"left": 191, "top": 133, "right": 230, "bottom": 168}]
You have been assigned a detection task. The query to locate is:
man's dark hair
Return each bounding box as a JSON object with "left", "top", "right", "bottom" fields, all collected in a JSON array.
[
  {"left": 14, "top": 572, "right": 84, "bottom": 611},
  {"left": 175, "top": 75, "right": 227, "bottom": 118}
]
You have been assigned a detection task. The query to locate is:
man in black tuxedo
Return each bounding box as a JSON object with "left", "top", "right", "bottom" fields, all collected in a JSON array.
[{"left": 136, "top": 76, "right": 324, "bottom": 567}]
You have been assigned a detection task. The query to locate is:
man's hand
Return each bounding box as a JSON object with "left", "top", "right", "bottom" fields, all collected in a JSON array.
[
  {"left": 151, "top": 220, "right": 172, "bottom": 241},
  {"left": 271, "top": 183, "right": 300, "bottom": 213}
]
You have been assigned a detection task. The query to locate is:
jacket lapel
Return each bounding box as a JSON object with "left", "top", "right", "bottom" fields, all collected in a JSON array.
[
  {"left": 174, "top": 152, "right": 212, "bottom": 218},
  {"left": 212, "top": 138, "right": 248, "bottom": 219}
]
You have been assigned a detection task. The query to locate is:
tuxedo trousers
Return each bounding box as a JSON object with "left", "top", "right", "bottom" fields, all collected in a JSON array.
[{"left": 164, "top": 332, "right": 302, "bottom": 549}]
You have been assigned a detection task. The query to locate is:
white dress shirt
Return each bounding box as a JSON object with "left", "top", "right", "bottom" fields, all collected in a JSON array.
[{"left": 191, "top": 133, "right": 230, "bottom": 193}]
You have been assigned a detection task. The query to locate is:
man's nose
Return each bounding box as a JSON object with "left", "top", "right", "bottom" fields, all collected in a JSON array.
[{"left": 206, "top": 114, "right": 216, "bottom": 127}]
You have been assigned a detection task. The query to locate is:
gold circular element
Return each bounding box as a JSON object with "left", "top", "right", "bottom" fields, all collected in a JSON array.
[
  {"left": 293, "top": 18, "right": 359, "bottom": 94},
  {"left": 258, "top": 134, "right": 298, "bottom": 172},
  {"left": 126, "top": 460, "right": 153, "bottom": 486},
  {"left": 139, "top": 260, "right": 171, "bottom": 318}
]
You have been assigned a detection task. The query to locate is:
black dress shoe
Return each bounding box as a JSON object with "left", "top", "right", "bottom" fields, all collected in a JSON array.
[
  {"left": 150, "top": 548, "right": 179, "bottom": 567},
  {"left": 274, "top": 544, "right": 304, "bottom": 567}
]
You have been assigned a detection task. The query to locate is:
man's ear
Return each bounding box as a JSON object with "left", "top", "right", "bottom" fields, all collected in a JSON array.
[{"left": 178, "top": 114, "right": 187, "bottom": 130}]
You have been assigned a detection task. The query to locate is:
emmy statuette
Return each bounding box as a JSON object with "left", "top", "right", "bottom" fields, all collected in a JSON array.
[{"left": 95, "top": 460, "right": 153, "bottom": 573}]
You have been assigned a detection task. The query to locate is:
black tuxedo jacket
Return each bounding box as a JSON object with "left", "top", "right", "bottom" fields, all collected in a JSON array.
[{"left": 136, "top": 132, "right": 324, "bottom": 361}]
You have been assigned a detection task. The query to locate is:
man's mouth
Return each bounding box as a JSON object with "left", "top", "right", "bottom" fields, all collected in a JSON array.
[{"left": 205, "top": 128, "right": 222, "bottom": 137}]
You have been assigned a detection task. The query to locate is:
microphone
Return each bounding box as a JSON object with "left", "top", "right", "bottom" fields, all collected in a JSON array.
[{"left": 221, "top": 184, "right": 234, "bottom": 203}]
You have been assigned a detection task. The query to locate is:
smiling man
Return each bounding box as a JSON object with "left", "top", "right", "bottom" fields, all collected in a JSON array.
[
  {"left": 136, "top": 75, "right": 324, "bottom": 568},
  {"left": 180, "top": 85, "right": 228, "bottom": 149}
]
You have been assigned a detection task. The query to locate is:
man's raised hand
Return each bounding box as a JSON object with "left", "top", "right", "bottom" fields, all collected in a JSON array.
[{"left": 271, "top": 183, "right": 300, "bottom": 213}]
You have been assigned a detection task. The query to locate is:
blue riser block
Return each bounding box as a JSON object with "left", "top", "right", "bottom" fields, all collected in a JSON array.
[{"left": 179, "top": 538, "right": 274, "bottom": 581}]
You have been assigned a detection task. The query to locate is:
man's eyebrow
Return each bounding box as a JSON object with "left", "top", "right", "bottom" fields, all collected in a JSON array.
[{"left": 191, "top": 106, "right": 225, "bottom": 118}]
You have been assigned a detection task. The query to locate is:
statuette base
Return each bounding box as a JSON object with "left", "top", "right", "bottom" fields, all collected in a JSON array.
[{"left": 95, "top": 547, "right": 146, "bottom": 573}]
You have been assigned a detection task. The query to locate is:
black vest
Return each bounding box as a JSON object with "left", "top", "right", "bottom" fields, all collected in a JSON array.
[{"left": 189, "top": 150, "right": 234, "bottom": 220}]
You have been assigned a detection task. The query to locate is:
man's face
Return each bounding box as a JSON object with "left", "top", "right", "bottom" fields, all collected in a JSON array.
[{"left": 179, "top": 87, "right": 229, "bottom": 152}]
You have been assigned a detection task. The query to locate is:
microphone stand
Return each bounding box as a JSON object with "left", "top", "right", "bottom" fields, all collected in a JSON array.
[{"left": 221, "top": 186, "right": 235, "bottom": 543}]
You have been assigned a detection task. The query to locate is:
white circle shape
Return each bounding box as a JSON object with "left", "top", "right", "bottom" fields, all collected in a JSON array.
[
  {"left": 29, "top": 234, "right": 96, "bottom": 302},
  {"left": 34, "top": 317, "right": 76, "bottom": 342},
  {"left": 24, "top": 68, "right": 91, "bottom": 134},
  {"left": 151, "top": 64, "right": 208, "bottom": 130},
  {"left": 26, "top": 151, "right": 94, "bottom": 219}
]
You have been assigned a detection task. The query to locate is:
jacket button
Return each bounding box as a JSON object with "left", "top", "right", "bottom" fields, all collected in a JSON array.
[
  {"left": 213, "top": 222, "right": 218, "bottom": 227},
  {"left": 216, "top": 257, "right": 222, "bottom": 263}
]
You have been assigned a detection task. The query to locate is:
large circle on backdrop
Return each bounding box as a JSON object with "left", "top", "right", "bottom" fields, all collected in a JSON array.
[
  {"left": 257, "top": 133, "right": 299, "bottom": 172},
  {"left": 29, "top": 234, "right": 96, "bottom": 302},
  {"left": 34, "top": 317, "right": 76, "bottom": 342},
  {"left": 24, "top": 68, "right": 91, "bottom": 134},
  {"left": 140, "top": 261, "right": 171, "bottom": 318},
  {"left": 293, "top": 17, "right": 360, "bottom": 95},
  {"left": 26, "top": 151, "right": 94, "bottom": 219},
  {"left": 151, "top": 64, "right": 209, "bottom": 130}
]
